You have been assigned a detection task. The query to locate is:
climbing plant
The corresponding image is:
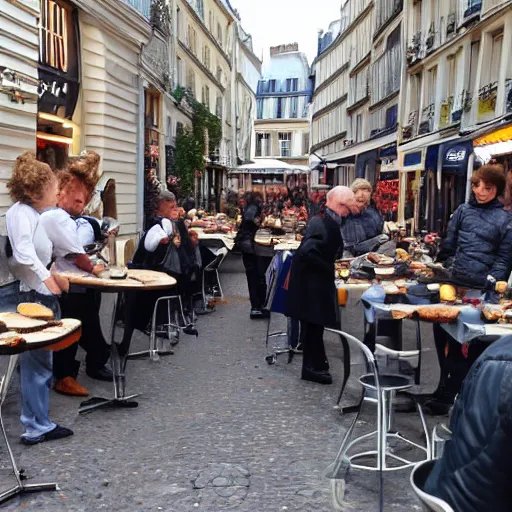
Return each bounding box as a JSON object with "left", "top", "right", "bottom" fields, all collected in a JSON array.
[{"left": 171, "top": 87, "right": 222, "bottom": 197}]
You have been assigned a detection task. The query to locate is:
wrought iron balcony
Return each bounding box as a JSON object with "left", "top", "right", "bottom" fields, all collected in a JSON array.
[
  {"left": 121, "top": 0, "right": 151, "bottom": 19},
  {"left": 505, "top": 79, "right": 512, "bottom": 114}
]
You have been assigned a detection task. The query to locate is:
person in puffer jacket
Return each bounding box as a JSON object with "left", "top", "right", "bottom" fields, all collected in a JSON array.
[
  {"left": 437, "top": 164, "right": 512, "bottom": 287},
  {"left": 426, "top": 164, "right": 512, "bottom": 415},
  {"left": 424, "top": 334, "right": 512, "bottom": 511}
]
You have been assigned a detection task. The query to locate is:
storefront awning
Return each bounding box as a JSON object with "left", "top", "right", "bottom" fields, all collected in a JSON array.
[{"left": 231, "top": 159, "right": 310, "bottom": 175}]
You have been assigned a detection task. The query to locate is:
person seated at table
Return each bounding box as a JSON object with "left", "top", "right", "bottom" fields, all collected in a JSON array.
[
  {"left": 235, "top": 192, "right": 269, "bottom": 319},
  {"left": 342, "top": 179, "right": 388, "bottom": 257},
  {"left": 424, "top": 334, "right": 512, "bottom": 511},
  {"left": 41, "top": 152, "right": 113, "bottom": 398},
  {"left": 427, "top": 164, "right": 512, "bottom": 415},
  {"left": 6, "top": 152, "right": 73, "bottom": 445}
]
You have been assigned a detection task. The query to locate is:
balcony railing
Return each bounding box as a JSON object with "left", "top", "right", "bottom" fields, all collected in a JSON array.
[
  {"left": 505, "top": 79, "right": 512, "bottom": 114},
  {"left": 122, "top": 0, "right": 151, "bottom": 18},
  {"left": 418, "top": 103, "right": 435, "bottom": 134},
  {"left": 401, "top": 110, "right": 418, "bottom": 140},
  {"left": 406, "top": 32, "right": 422, "bottom": 66}
]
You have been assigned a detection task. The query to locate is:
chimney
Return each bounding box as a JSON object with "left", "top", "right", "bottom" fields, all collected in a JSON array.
[
  {"left": 270, "top": 43, "right": 299, "bottom": 56},
  {"left": 317, "top": 29, "right": 324, "bottom": 56}
]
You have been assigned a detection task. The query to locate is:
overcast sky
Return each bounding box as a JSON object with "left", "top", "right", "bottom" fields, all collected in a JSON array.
[{"left": 231, "top": 0, "right": 343, "bottom": 68}]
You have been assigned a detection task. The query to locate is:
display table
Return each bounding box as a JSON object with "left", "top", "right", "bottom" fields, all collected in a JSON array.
[
  {"left": 194, "top": 228, "right": 236, "bottom": 252},
  {"left": 57, "top": 270, "right": 176, "bottom": 414},
  {"left": 0, "top": 318, "right": 81, "bottom": 505}
]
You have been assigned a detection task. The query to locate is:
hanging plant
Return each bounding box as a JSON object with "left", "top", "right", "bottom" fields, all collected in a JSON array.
[{"left": 171, "top": 88, "right": 222, "bottom": 197}]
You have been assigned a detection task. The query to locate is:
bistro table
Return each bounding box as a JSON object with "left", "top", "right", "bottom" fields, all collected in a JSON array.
[
  {"left": 0, "top": 317, "right": 81, "bottom": 505},
  {"left": 57, "top": 270, "right": 176, "bottom": 414}
]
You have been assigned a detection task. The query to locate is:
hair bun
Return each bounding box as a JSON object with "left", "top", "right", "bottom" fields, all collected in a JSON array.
[{"left": 16, "top": 151, "right": 36, "bottom": 165}]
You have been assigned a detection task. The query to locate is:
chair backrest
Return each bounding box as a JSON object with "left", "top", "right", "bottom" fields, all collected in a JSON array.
[
  {"left": 205, "top": 247, "right": 228, "bottom": 271},
  {"left": 410, "top": 460, "right": 454, "bottom": 512},
  {"left": 325, "top": 328, "right": 381, "bottom": 396}
]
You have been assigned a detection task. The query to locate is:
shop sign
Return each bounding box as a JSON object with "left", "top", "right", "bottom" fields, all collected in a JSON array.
[{"left": 445, "top": 148, "right": 466, "bottom": 163}]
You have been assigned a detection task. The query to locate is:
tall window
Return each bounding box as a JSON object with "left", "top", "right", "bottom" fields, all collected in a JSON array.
[
  {"left": 216, "top": 93, "right": 223, "bottom": 118},
  {"left": 302, "top": 133, "right": 310, "bottom": 154},
  {"left": 40, "top": 0, "right": 68, "bottom": 72},
  {"left": 186, "top": 67, "right": 195, "bottom": 96},
  {"left": 202, "top": 85, "right": 210, "bottom": 110},
  {"left": 217, "top": 23, "right": 223, "bottom": 47},
  {"left": 268, "top": 79, "right": 276, "bottom": 93},
  {"left": 177, "top": 56, "right": 183, "bottom": 86},
  {"left": 208, "top": 10, "right": 213, "bottom": 30},
  {"left": 256, "top": 133, "right": 270, "bottom": 156},
  {"left": 216, "top": 66, "right": 222, "bottom": 82},
  {"left": 489, "top": 33, "right": 503, "bottom": 85},
  {"left": 177, "top": 7, "right": 182, "bottom": 40},
  {"left": 446, "top": 54, "right": 457, "bottom": 100},
  {"left": 290, "top": 96, "right": 298, "bottom": 118},
  {"left": 276, "top": 98, "right": 283, "bottom": 119},
  {"left": 355, "top": 114, "right": 363, "bottom": 142},
  {"left": 256, "top": 99, "right": 263, "bottom": 119},
  {"left": 196, "top": 0, "right": 204, "bottom": 19},
  {"left": 187, "top": 25, "right": 197, "bottom": 55},
  {"left": 203, "top": 45, "right": 211, "bottom": 69},
  {"left": 426, "top": 66, "right": 438, "bottom": 107},
  {"left": 468, "top": 41, "right": 480, "bottom": 94},
  {"left": 286, "top": 78, "right": 298, "bottom": 92},
  {"left": 279, "top": 132, "right": 292, "bottom": 157}
]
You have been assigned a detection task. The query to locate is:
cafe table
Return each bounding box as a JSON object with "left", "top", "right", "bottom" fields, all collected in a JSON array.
[
  {"left": 57, "top": 269, "right": 176, "bottom": 414},
  {"left": 0, "top": 317, "right": 81, "bottom": 505}
]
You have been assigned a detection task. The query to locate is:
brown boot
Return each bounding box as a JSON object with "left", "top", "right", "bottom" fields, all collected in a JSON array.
[{"left": 54, "top": 377, "right": 89, "bottom": 397}]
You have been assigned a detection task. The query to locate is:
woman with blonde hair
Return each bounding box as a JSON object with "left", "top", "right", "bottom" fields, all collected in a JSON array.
[{"left": 6, "top": 152, "right": 72, "bottom": 445}]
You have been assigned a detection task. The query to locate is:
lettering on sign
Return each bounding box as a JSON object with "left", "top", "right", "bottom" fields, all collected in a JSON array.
[
  {"left": 446, "top": 148, "right": 466, "bottom": 163},
  {"left": 40, "top": 0, "right": 68, "bottom": 72}
]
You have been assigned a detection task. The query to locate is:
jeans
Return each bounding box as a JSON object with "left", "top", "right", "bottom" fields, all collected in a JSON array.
[
  {"left": 0, "top": 281, "right": 19, "bottom": 312},
  {"left": 18, "top": 291, "right": 60, "bottom": 440}
]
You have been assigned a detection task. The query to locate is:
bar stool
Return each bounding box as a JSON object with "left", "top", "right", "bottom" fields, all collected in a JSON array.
[
  {"left": 195, "top": 248, "right": 228, "bottom": 313},
  {"left": 325, "top": 329, "right": 430, "bottom": 508},
  {"left": 127, "top": 295, "right": 187, "bottom": 361}
]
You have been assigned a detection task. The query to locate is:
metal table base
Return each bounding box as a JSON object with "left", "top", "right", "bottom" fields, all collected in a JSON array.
[{"left": 0, "top": 356, "right": 57, "bottom": 504}]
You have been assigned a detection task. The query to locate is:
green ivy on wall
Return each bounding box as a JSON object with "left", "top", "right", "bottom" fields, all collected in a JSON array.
[{"left": 171, "top": 87, "right": 222, "bottom": 197}]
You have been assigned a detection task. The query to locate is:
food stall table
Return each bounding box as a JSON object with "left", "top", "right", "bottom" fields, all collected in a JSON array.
[
  {"left": 0, "top": 318, "right": 81, "bottom": 505},
  {"left": 57, "top": 270, "right": 176, "bottom": 414},
  {"left": 194, "top": 228, "right": 236, "bottom": 253}
]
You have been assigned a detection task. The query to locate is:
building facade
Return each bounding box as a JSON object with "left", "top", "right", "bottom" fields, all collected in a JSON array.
[
  {"left": 309, "top": 0, "right": 403, "bottom": 208},
  {"left": 254, "top": 43, "right": 311, "bottom": 167},
  {"left": 399, "top": 0, "right": 512, "bottom": 232}
]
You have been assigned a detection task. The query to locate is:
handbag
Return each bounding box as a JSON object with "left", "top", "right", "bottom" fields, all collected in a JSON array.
[{"left": 160, "top": 242, "right": 182, "bottom": 275}]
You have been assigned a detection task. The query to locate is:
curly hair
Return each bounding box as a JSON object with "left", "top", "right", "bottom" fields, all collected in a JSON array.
[
  {"left": 56, "top": 151, "right": 101, "bottom": 199},
  {"left": 7, "top": 152, "right": 56, "bottom": 205},
  {"left": 351, "top": 178, "right": 373, "bottom": 194},
  {"left": 471, "top": 164, "right": 506, "bottom": 197}
]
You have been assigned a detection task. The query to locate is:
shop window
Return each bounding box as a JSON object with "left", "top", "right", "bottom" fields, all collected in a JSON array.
[
  {"left": 256, "top": 133, "right": 270, "bottom": 157},
  {"left": 279, "top": 132, "right": 291, "bottom": 157}
]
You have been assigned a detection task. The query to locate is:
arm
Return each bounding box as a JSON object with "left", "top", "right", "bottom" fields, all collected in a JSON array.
[
  {"left": 490, "top": 221, "right": 512, "bottom": 282},
  {"left": 144, "top": 221, "right": 173, "bottom": 252},
  {"left": 297, "top": 217, "right": 332, "bottom": 275},
  {"left": 437, "top": 207, "right": 462, "bottom": 263}
]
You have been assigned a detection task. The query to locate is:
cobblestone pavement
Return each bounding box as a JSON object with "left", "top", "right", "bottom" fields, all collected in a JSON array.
[{"left": 0, "top": 255, "right": 441, "bottom": 511}]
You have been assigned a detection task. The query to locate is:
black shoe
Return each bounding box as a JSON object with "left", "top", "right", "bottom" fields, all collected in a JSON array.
[
  {"left": 183, "top": 325, "right": 199, "bottom": 337},
  {"left": 424, "top": 388, "right": 456, "bottom": 416},
  {"left": 301, "top": 367, "right": 332, "bottom": 385},
  {"left": 260, "top": 309, "right": 270, "bottom": 319},
  {"left": 250, "top": 309, "right": 264, "bottom": 319},
  {"left": 86, "top": 366, "right": 114, "bottom": 382},
  {"left": 21, "top": 425, "right": 74, "bottom": 446}
]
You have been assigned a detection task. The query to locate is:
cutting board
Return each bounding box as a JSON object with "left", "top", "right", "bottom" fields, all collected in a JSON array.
[
  {"left": 57, "top": 269, "right": 176, "bottom": 291},
  {"left": 0, "top": 313, "right": 48, "bottom": 332}
]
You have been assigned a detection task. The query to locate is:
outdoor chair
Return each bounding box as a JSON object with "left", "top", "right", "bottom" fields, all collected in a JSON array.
[
  {"left": 325, "top": 328, "right": 430, "bottom": 510},
  {"left": 410, "top": 460, "right": 454, "bottom": 512},
  {"left": 127, "top": 294, "right": 187, "bottom": 361},
  {"left": 195, "top": 247, "right": 228, "bottom": 313}
]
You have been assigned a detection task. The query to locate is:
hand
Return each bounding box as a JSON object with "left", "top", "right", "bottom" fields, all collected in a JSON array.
[
  {"left": 174, "top": 237, "right": 181, "bottom": 248},
  {"left": 159, "top": 237, "right": 170, "bottom": 245},
  {"left": 106, "top": 227, "right": 119, "bottom": 237},
  {"left": 44, "top": 276, "right": 62, "bottom": 295},
  {"left": 92, "top": 264, "right": 105, "bottom": 277},
  {"left": 53, "top": 273, "right": 70, "bottom": 294}
]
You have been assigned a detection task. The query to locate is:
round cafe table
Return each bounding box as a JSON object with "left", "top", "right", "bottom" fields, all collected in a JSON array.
[
  {"left": 0, "top": 317, "right": 81, "bottom": 505},
  {"left": 56, "top": 270, "right": 176, "bottom": 414}
]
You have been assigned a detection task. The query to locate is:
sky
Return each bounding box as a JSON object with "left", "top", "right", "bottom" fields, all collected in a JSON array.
[{"left": 230, "top": 0, "right": 343, "bottom": 67}]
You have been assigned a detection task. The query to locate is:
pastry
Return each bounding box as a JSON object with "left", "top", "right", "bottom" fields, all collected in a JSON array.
[
  {"left": 395, "top": 248, "right": 410, "bottom": 263},
  {"left": 17, "top": 303, "right": 54, "bottom": 320},
  {"left": 440, "top": 284, "right": 457, "bottom": 303},
  {"left": 0, "top": 321, "right": 7, "bottom": 335},
  {"left": 482, "top": 306, "right": 502, "bottom": 322},
  {"left": 417, "top": 306, "right": 460, "bottom": 323},
  {"left": 392, "top": 310, "right": 412, "bottom": 320}
]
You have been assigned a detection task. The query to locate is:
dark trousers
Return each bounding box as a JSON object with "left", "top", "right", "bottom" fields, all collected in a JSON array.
[
  {"left": 54, "top": 290, "right": 111, "bottom": 380},
  {"left": 300, "top": 321, "right": 328, "bottom": 372},
  {"left": 242, "top": 252, "right": 268, "bottom": 310},
  {"left": 433, "top": 324, "right": 489, "bottom": 398}
]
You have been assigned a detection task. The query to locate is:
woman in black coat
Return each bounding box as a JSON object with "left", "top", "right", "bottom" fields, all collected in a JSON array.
[
  {"left": 285, "top": 186, "right": 356, "bottom": 384},
  {"left": 235, "top": 192, "right": 269, "bottom": 319},
  {"left": 427, "top": 164, "right": 512, "bottom": 415}
]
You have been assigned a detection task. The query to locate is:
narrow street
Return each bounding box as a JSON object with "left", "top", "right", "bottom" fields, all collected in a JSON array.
[{"left": 0, "top": 256, "right": 438, "bottom": 511}]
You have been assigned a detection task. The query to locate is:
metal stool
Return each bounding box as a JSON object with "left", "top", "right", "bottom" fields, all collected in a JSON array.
[
  {"left": 127, "top": 295, "right": 187, "bottom": 361},
  {"left": 325, "top": 329, "right": 430, "bottom": 509},
  {"left": 195, "top": 248, "right": 228, "bottom": 313},
  {"left": 410, "top": 460, "right": 454, "bottom": 512}
]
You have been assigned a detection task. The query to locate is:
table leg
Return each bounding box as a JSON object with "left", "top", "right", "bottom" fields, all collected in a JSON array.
[
  {"left": 0, "top": 355, "right": 57, "bottom": 504},
  {"left": 79, "top": 292, "right": 139, "bottom": 414}
]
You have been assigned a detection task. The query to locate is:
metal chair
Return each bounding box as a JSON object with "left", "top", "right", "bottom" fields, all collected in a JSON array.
[
  {"left": 127, "top": 294, "right": 187, "bottom": 361},
  {"left": 410, "top": 460, "right": 454, "bottom": 512},
  {"left": 325, "top": 329, "right": 430, "bottom": 509},
  {"left": 197, "top": 247, "right": 228, "bottom": 311}
]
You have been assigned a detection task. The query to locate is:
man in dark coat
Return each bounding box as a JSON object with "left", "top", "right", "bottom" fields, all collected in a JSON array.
[
  {"left": 285, "top": 186, "right": 358, "bottom": 384},
  {"left": 424, "top": 334, "right": 512, "bottom": 511}
]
